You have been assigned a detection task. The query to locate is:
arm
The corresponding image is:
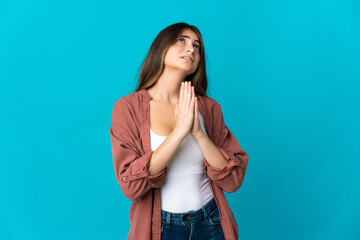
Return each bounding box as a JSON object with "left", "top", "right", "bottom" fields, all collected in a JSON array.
[
  {"left": 110, "top": 127, "right": 167, "bottom": 201},
  {"left": 197, "top": 101, "right": 249, "bottom": 193},
  {"left": 110, "top": 97, "right": 189, "bottom": 201},
  {"left": 110, "top": 126, "right": 186, "bottom": 201}
]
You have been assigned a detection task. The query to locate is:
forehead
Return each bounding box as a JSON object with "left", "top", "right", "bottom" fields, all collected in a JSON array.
[{"left": 178, "top": 29, "right": 200, "bottom": 43}]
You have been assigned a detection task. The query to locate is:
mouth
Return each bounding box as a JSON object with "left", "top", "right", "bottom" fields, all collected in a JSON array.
[{"left": 180, "top": 56, "right": 194, "bottom": 62}]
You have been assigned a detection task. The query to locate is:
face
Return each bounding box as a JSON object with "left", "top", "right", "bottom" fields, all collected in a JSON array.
[{"left": 163, "top": 29, "right": 201, "bottom": 75}]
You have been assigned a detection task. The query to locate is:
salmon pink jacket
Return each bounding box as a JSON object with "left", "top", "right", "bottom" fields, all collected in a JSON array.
[{"left": 110, "top": 88, "right": 249, "bottom": 240}]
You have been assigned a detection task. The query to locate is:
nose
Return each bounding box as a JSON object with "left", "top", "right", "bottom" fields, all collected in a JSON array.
[{"left": 186, "top": 46, "right": 195, "bottom": 55}]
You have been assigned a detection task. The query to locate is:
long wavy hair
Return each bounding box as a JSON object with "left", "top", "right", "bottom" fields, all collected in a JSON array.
[{"left": 134, "top": 22, "right": 208, "bottom": 96}]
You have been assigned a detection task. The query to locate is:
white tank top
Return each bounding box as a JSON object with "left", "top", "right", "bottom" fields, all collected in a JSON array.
[{"left": 150, "top": 112, "right": 214, "bottom": 213}]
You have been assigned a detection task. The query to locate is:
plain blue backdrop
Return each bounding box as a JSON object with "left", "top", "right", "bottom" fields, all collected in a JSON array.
[{"left": 1, "top": 0, "right": 359, "bottom": 239}]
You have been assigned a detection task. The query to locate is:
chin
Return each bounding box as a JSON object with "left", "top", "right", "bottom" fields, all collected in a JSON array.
[
  {"left": 188, "top": 66, "right": 198, "bottom": 74},
  {"left": 183, "top": 69, "right": 196, "bottom": 76}
]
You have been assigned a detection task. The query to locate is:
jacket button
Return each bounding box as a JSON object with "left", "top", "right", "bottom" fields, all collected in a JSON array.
[{"left": 122, "top": 177, "right": 126, "bottom": 181}]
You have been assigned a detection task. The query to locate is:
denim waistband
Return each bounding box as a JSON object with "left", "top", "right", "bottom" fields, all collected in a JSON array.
[{"left": 161, "top": 197, "right": 217, "bottom": 224}]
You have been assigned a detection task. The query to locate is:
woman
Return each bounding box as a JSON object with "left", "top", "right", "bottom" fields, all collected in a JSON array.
[{"left": 110, "top": 22, "right": 249, "bottom": 240}]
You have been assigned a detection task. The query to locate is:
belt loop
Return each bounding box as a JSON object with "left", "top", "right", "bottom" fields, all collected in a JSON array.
[
  {"left": 166, "top": 212, "right": 171, "bottom": 228},
  {"left": 201, "top": 205, "right": 208, "bottom": 221}
]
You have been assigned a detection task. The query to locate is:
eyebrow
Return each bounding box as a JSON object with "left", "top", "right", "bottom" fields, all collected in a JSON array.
[{"left": 177, "top": 35, "right": 201, "bottom": 45}]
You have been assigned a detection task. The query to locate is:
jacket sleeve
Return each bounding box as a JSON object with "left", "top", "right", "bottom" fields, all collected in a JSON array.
[
  {"left": 204, "top": 101, "right": 249, "bottom": 193},
  {"left": 110, "top": 127, "right": 167, "bottom": 201}
]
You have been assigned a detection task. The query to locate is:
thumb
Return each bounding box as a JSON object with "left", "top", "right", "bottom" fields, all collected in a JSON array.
[
  {"left": 194, "top": 97, "right": 199, "bottom": 122},
  {"left": 194, "top": 97, "right": 198, "bottom": 115},
  {"left": 174, "top": 102, "right": 178, "bottom": 120}
]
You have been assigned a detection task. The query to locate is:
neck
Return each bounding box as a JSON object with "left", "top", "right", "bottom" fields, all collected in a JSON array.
[{"left": 149, "top": 67, "right": 188, "bottom": 104}]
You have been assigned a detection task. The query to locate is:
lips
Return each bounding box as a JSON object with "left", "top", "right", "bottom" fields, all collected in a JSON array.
[{"left": 180, "top": 55, "right": 194, "bottom": 62}]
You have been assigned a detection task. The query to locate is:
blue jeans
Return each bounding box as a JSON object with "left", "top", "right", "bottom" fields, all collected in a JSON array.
[{"left": 161, "top": 197, "right": 225, "bottom": 240}]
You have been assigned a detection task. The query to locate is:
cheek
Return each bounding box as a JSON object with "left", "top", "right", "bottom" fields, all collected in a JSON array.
[
  {"left": 194, "top": 57, "right": 201, "bottom": 67},
  {"left": 164, "top": 51, "right": 177, "bottom": 66},
  {"left": 165, "top": 47, "right": 180, "bottom": 61}
]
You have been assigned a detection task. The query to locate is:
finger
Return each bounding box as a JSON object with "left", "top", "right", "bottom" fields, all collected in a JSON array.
[
  {"left": 190, "top": 86, "right": 195, "bottom": 111},
  {"left": 190, "top": 83, "right": 194, "bottom": 105},
  {"left": 191, "top": 85, "right": 194, "bottom": 101},
  {"left": 193, "top": 85, "right": 198, "bottom": 114},
  {"left": 191, "top": 86, "right": 196, "bottom": 107},
  {"left": 179, "top": 82, "right": 184, "bottom": 108},
  {"left": 175, "top": 102, "right": 178, "bottom": 120},
  {"left": 184, "top": 81, "right": 190, "bottom": 108},
  {"left": 187, "top": 82, "right": 192, "bottom": 104},
  {"left": 181, "top": 82, "right": 187, "bottom": 112},
  {"left": 195, "top": 96, "right": 198, "bottom": 117}
]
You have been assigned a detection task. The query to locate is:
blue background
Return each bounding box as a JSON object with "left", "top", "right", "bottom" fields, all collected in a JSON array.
[{"left": 1, "top": 0, "right": 359, "bottom": 239}]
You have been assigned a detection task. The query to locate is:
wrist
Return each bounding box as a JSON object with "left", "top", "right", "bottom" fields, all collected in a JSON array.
[
  {"left": 170, "top": 128, "right": 187, "bottom": 141},
  {"left": 192, "top": 130, "right": 207, "bottom": 142}
]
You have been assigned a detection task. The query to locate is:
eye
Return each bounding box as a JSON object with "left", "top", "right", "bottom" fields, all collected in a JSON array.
[
  {"left": 194, "top": 44, "right": 200, "bottom": 51},
  {"left": 177, "top": 38, "right": 185, "bottom": 43}
]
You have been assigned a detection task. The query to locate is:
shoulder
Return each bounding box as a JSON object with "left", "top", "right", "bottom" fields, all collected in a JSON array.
[
  {"left": 197, "top": 94, "right": 223, "bottom": 116},
  {"left": 197, "top": 94, "right": 227, "bottom": 143},
  {"left": 112, "top": 91, "right": 143, "bottom": 112},
  {"left": 111, "top": 90, "right": 145, "bottom": 136}
]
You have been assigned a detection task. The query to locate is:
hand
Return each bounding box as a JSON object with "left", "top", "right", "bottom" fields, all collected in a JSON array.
[
  {"left": 189, "top": 85, "right": 204, "bottom": 140},
  {"left": 173, "top": 81, "right": 195, "bottom": 140}
]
